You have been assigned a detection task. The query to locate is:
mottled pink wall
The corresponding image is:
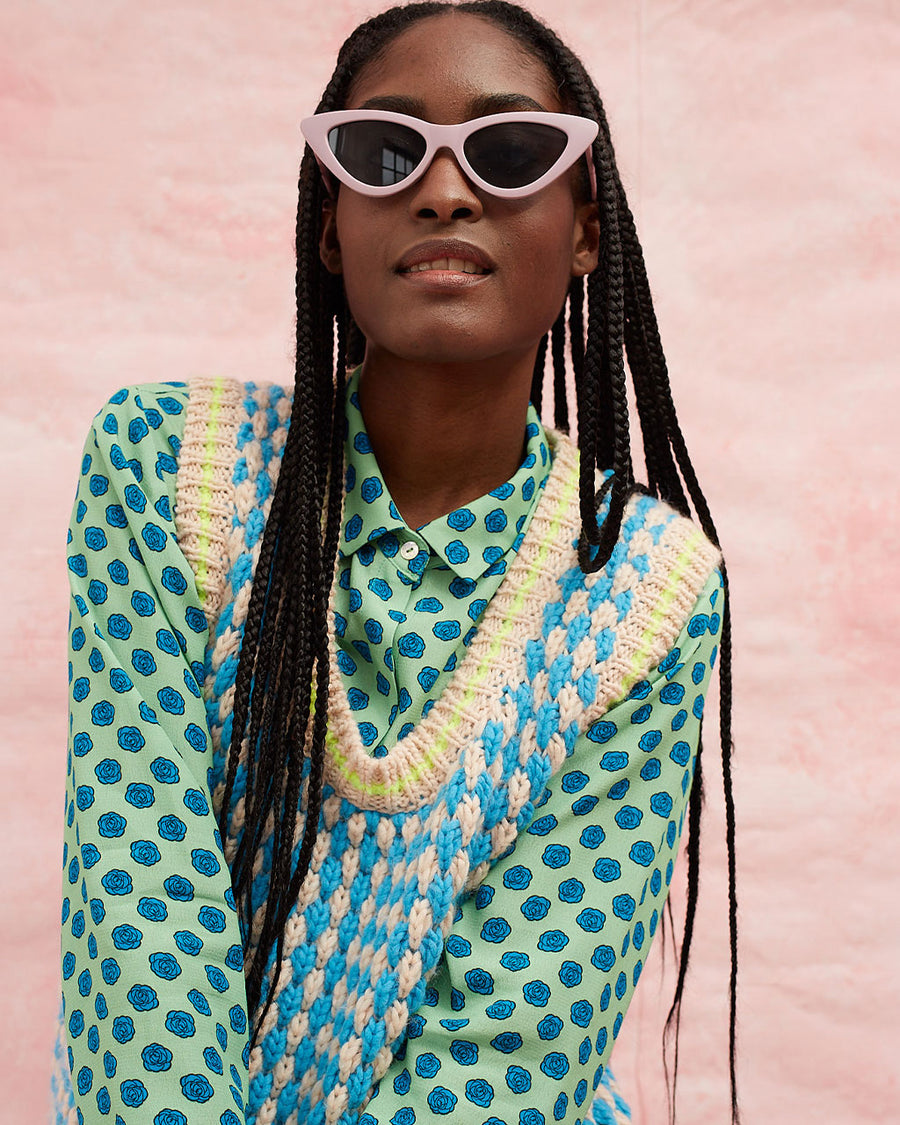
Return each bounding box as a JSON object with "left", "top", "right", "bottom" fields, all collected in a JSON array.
[{"left": 2, "top": 2, "right": 897, "bottom": 1122}]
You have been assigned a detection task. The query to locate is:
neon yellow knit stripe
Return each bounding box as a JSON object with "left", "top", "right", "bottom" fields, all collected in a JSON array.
[
  {"left": 327, "top": 458, "right": 582, "bottom": 797},
  {"left": 194, "top": 379, "right": 224, "bottom": 604},
  {"left": 620, "top": 528, "right": 705, "bottom": 695}
]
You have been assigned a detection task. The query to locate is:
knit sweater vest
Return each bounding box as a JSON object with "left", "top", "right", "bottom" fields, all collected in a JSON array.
[{"left": 170, "top": 377, "right": 721, "bottom": 1125}]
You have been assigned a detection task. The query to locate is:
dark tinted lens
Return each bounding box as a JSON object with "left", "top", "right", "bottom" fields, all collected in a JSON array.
[
  {"left": 464, "top": 122, "right": 568, "bottom": 188},
  {"left": 328, "top": 121, "right": 427, "bottom": 187}
]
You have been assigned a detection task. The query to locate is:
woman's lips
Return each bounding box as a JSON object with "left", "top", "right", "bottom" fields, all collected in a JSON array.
[
  {"left": 397, "top": 265, "right": 492, "bottom": 289},
  {"left": 395, "top": 238, "right": 496, "bottom": 275},
  {"left": 402, "top": 257, "right": 488, "bottom": 274}
]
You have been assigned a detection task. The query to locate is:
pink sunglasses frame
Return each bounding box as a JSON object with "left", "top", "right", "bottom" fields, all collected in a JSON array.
[{"left": 300, "top": 109, "right": 599, "bottom": 201}]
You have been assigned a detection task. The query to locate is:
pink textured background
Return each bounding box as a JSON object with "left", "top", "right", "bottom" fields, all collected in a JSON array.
[{"left": 2, "top": 2, "right": 897, "bottom": 1122}]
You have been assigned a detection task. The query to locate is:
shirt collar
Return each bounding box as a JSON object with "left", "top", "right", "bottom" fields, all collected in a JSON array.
[{"left": 340, "top": 366, "right": 550, "bottom": 581}]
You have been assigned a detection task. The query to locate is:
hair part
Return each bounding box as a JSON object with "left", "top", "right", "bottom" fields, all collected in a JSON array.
[{"left": 217, "top": 5, "right": 738, "bottom": 1122}]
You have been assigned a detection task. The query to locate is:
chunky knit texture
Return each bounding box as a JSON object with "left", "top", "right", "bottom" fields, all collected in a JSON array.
[{"left": 186, "top": 378, "right": 720, "bottom": 1125}]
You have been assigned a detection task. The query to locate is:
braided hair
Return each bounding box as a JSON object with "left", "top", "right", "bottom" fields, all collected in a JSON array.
[{"left": 217, "top": 3, "right": 738, "bottom": 1121}]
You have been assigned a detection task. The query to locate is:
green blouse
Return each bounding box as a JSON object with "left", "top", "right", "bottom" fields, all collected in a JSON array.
[{"left": 56, "top": 380, "right": 722, "bottom": 1125}]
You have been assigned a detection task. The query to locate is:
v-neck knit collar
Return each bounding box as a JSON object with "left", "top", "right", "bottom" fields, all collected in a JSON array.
[
  {"left": 333, "top": 365, "right": 551, "bottom": 758},
  {"left": 339, "top": 366, "right": 549, "bottom": 582}
]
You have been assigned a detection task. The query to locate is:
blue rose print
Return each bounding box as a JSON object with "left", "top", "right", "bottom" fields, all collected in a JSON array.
[
  {"left": 130, "top": 840, "right": 161, "bottom": 865},
  {"left": 149, "top": 756, "right": 180, "bottom": 784},
  {"left": 137, "top": 896, "right": 168, "bottom": 922},
  {"left": 149, "top": 952, "right": 182, "bottom": 980},
  {"left": 97, "top": 811, "right": 126, "bottom": 838},
  {"left": 117, "top": 726, "right": 146, "bottom": 752},
  {"left": 120, "top": 1078, "right": 148, "bottom": 1107},
  {"left": 204, "top": 965, "right": 229, "bottom": 992},
  {"left": 157, "top": 814, "right": 187, "bottom": 841},
  {"left": 463, "top": 969, "right": 493, "bottom": 995},
  {"left": 480, "top": 918, "right": 511, "bottom": 942},
  {"left": 141, "top": 522, "right": 167, "bottom": 552},
  {"left": 101, "top": 958, "right": 121, "bottom": 985},
  {"left": 111, "top": 924, "right": 143, "bottom": 950},
  {"left": 141, "top": 1042, "right": 173, "bottom": 1072},
  {"left": 540, "top": 1051, "right": 570, "bottom": 1080},
  {"left": 183, "top": 789, "right": 209, "bottom": 816},
  {"left": 184, "top": 723, "right": 207, "bottom": 752},
  {"left": 130, "top": 649, "right": 157, "bottom": 676},
  {"left": 126, "top": 984, "right": 158, "bottom": 1011},
  {"left": 124, "top": 782, "right": 154, "bottom": 808},
  {"left": 100, "top": 868, "right": 132, "bottom": 895},
  {"left": 505, "top": 1064, "right": 532, "bottom": 1093},
  {"left": 203, "top": 1045, "right": 224, "bottom": 1074},
  {"left": 180, "top": 1074, "right": 215, "bottom": 1103},
  {"left": 164, "top": 1010, "right": 195, "bottom": 1038},
  {"left": 571, "top": 999, "right": 593, "bottom": 1027},
  {"left": 558, "top": 960, "right": 583, "bottom": 988},
  {"left": 615, "top": 805, "right": 643, "bottom": 830},
  {"left": 629, "top": 841, "right": 655, "bottom": 866},
  {"left": 426, "top": 1086, "right": 457, "bottom": 1114},
  {"left": 465, "top": 1078, "right": 494, "bottom": 1107},
  {"left": 174, "top": 930, "right": 203, "bottom": 956},
  {"left": 187, "top": 988, "right": 211, "bottom": 1015},
  {"left": 163, "top": 875, "right": 194, "bottom": 901},
  {"left": 521, "top": 896, "right": 550, "bottom": 920},
  {"left": 197, "top": 906, "right": 226, "bottom": 933},
  {"left": 153, "top": 1111, "right": 187, "bottom": 1125},
  {"left": 190, "top": 848, "right": 221, "bottom": 877},
  {"left": 522, "top": 980, "right": 550, "bottom": 1007}
]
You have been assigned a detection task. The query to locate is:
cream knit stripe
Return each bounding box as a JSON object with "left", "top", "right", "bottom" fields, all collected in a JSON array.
[
  {"left": 204, "top": 387, "right": 290, "bottom": 841},
  {"left": 575, "top": 521, "right": 721, "bottom": 733},
  {"left": 621, "top": 526, "right": 710, "bottom": 692},
  {"left": 194, "top": 382, "right": 224, "bottom": 600},
  {"left": 174, "top": 376, "right": 243, "bottom": 629}
]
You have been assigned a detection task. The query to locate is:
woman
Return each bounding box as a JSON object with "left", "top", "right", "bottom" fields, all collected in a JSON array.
[{"left": 53, "top": 3, "right": 737, "bottom": 1123}]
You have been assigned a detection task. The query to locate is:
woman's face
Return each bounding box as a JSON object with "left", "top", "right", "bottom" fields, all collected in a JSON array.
[{"left": 319, "top": 11, "right": 599, "bottom": 368}]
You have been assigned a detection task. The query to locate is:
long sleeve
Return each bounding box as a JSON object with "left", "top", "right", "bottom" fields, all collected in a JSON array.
[
  {"left": 59, "top": 385, "right": 249, "bottom": 1124},
  {"left": 361, "top": 570, "right": 724, "bottom": 1124}
]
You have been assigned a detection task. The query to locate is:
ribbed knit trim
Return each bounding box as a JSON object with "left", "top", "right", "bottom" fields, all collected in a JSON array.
[
  {"left": 174, "top": 376, "right": 243, "bottom": 630},
  {"left": 178, "top": 379, "right": 720, "bottom": 817},
  {"left": 322, "top": 429, "right": 721, "bottom": 811}
]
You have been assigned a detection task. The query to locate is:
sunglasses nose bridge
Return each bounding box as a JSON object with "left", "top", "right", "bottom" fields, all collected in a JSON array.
[
  {"left": 414, "top": 138, "right": 478, "bottom": 190},
  {"left": 405, "top": 140, "right": 483, "bottom": 218}
]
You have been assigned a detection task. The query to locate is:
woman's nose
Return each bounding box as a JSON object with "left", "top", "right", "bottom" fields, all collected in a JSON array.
[{"left": 406, "top": 148, "right": 484, "bottom": 222}]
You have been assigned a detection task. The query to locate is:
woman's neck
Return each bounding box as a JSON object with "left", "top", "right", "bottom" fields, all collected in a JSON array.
[{"left": 357, "top": 349, "right": 537, "bottom": 530}]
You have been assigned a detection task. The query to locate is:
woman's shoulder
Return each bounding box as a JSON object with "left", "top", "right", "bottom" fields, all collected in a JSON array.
[
  {"left": 80, "top": 382, "right": 192, "bottom": 468},
  {"left": 78, "top": 376, "right": 285, "bottom": 492},
  {"left": 86, "top": 380, "right": 191, "bottom": 422}
]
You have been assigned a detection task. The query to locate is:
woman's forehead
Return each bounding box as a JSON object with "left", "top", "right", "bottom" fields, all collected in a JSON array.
[{"left": 345, "top": 11, "right": 561, "bottom": 115}]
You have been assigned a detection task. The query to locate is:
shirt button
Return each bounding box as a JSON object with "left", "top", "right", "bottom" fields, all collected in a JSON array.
[{"left": 399, "top": 540, "right": 419, "bottom": 561}]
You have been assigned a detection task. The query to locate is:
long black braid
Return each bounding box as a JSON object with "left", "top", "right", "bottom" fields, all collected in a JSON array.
[{"left": 218, "top": 3, "right": 738, "bottom": 1120}]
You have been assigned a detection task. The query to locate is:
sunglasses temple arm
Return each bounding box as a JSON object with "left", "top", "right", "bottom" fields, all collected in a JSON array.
[
  {"left": 310, "top": 152, "right": 337, "bottom": 199},
  {"left": 585, "top": 148, "right": 598, "bottom": 203}
]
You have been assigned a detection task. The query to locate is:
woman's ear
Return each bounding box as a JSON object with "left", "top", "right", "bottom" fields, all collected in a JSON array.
[
  {"left": 319, "top": 197, "right": 343, "bottom": 275},
  {"left": 571, "top": 200, "right": 600, "bottom": 278}
]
